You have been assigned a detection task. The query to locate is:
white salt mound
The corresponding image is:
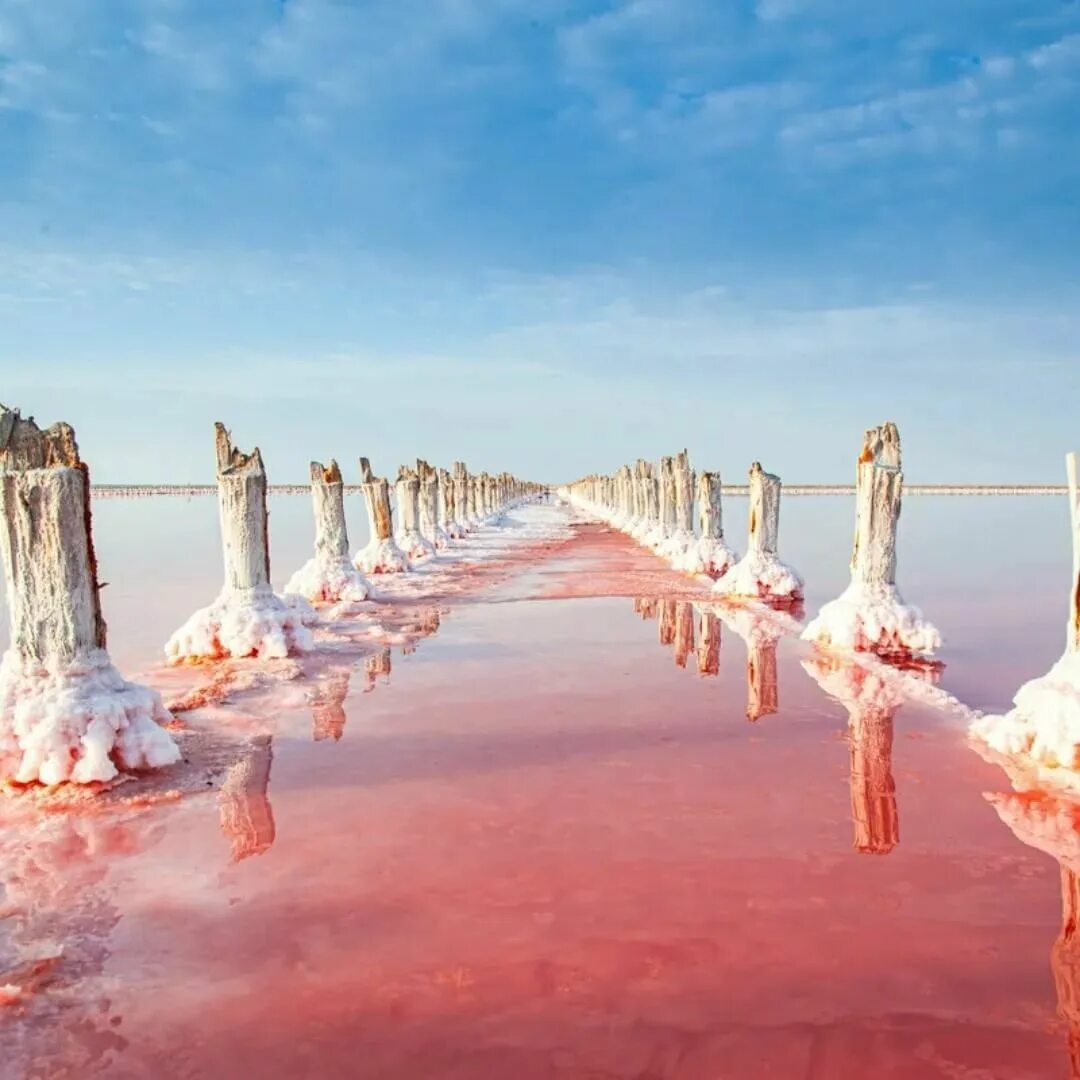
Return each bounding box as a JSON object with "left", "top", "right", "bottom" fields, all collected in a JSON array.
[
  {"left": 971, "top": 651, "right": 1080, "bottom": 772},
  {"left": 285, "top": 555, "right": 370, "bottom": 604},
  {"left": 803, "top": 581, "right": 941, "bottom": 656},
  {"left": 714, "top": 550, "right": 803, "bottom": 602},
  {"left": 0, "top": 648, "right": 181, "bottom": 785},
  {"left": 673, "top": 537, "right": 739, "bottom": 578},
  {"left": 165, "top": 588, "right": 316, "bottom": 662},
  {"left": 354, "top": 537, "right": 409, "bottom": 575}
]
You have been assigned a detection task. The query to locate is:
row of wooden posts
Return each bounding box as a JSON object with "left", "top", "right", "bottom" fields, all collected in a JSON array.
[
  {"left": 0, "top": 404, "right": 542, "bottom": 786},
  {"left": 560, "top": 423, "right": 945, "bottom": 658}
]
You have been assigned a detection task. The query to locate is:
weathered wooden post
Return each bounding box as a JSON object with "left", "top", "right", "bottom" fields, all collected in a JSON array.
[
  {"left": 395, "top": 465, "right": 435, "bottom": 560},
  {"left": 285, "top": 460, "right": 371, "bottom": 604},
  {"left": 679, "top": 471, "right": 738, "bottom": 577},
  {"left": 354, "top": 457, "right": 409, "bottom": 573},
  {"left": 803, "top": 423, "right": 940, "bottom": 656},
  {"left": 453, "top": 463, "right": 474, "bottom": 532},
  {"left": 630, "top": 461, "right": 654, "bottom": 542},
  {"left": 714, "top": 462, "right": 803, "bottom": 603},
  {"left": 647, "top": 455, "right": 677, "bottom": 551},
  {"left": 803, "top": 656, "right": 900, "bottom": 854},
  {"left": 417, "top": 459, "right": 449, "bottom": 550},
  {"left": 166, "top": 423, "right": 316, "bottom": 662},
  {"left": 660, "top": 450, "right": 696, "bottom": 562},
  {"left": 971, "top": 452, "right": 1080, "bottom": 768},
  {"left": 218, "top": 734, "right": 275, "bottom": 862},
  {"left": 0, "top": 405, "right": 180, "bottom": 785},
  {"left": 440, "top": 467, "right": 467, "bottom": 539}
]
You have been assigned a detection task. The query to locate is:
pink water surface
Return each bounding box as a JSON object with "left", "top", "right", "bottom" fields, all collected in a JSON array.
[{"left": 1, "top": 496, "right": 1078, "bottom": 1078}]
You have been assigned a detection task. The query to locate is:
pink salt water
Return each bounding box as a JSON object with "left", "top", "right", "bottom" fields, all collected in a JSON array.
[{"left": 0, "top": 494, "right": 1077, "bottom": 1078}]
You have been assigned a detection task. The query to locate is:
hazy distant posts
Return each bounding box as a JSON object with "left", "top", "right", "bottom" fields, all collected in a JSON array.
[
  {"left": 803, "top": 423, "right": 940, "bottom": 657},
  {"left": 354, "top": 457, "right": 409, "bottom": 574},
  {"left": 0, "top": 405, "right": 180, "bottom": 784},
  {"left": 166, "top": 424, "right": 316, "bottom": 662},
  {"left": 284, "top": 460, "right": 371, "bottom": 604},
  {"left": 714, "top": 463, "right": 803, "bottom": 603}
]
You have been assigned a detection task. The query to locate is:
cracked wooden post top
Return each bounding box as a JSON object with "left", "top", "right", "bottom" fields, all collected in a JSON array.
[{"left": 0, "top": 404, "right": 107, "bottom": 659}]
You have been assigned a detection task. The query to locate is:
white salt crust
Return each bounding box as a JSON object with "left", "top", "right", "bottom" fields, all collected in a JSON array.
[
  {"left": 802, "top": 581, "right": 942, "bottom": 657},
  {"left": 165, "top": 587, "right": 316, "bottom": 662},
  {"left": 0, "top": 648, "right": 181, "bottom": 785},
  {"left": 713, "top": 550, "right": 804, "bottom": 602},
  {"left": 656, "top": 530, "right": 696, "bottom": 565},
  {"left": 673, "top": 537, "right": 739, "bottom": 578},
  {"left": 971, "top": 651, "right": 1080, "bottom": 773},
  {"left": 284, "top": 555, "right": 370, "bottom": 604},
  {"left": 397, "top": 528, "right": 436, "bottom": 562},
  {"left": 354, "top": 537, "right": 410, "bottom": 574}
]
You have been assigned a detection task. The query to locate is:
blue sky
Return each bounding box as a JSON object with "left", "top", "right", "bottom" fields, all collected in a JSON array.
[{"left": 1, "top": 0, "right": 1077, "bottom": 483}]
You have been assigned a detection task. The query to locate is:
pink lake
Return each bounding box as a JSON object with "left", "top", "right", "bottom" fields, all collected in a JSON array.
[{"left": 1, "top": 494, "right": 1078, "bottom": 1079}]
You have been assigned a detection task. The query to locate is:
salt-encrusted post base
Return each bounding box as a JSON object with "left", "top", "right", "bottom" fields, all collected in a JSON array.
[
  {"left": 355, "top": 458, "right": 409, "bottom": 574},
  {"left": 970, "top": 652, "right": 1080, "bottom": 775},
  {"left": 674, "top": 537, "right": 739, "bottom": 578},
  {"left": 0, "top": 649, "right": 180, "bottom": 786},
  {"left": 166, "top": 588, "right": 316, "bottom": 663},
  {"left": 355, "top": 538, "right": 409, "bottom": 575},
  {"left": 395, "top": 468, "right": 436, "bottom": 561},
  {"left": 804, "top": 423, "right": 940, "bottom": 657},
  {"left": 285, "top": 557, "right": 370, "bottom": 605},
  {"left": 285, "top": 460, "right": 371, "bottom": 604},
  {"left": 970, "top": 452, "right": 1080, "bottom": 779},
  {"left": 167, "top": 423, "right": 316, "bottom": 662},
  {"left": 803, "top": 583, "right": 941, "bottom": 657},
  {"left": 713, "top": 551, "right": 804, "bottom": 603},
  {"left": 0, "top": 404, "right": 179, "bottom": 785},
  {"left": 714, "top": 463, "right": 802, "bottom": 603}
]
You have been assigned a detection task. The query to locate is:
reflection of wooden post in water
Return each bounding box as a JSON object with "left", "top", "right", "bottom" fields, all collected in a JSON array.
[
  {"left": 1054, "top": 867, "right": 1080, "bottom": 1076},
  {"left": 696, "top": 609, "right": 721, "bottom": 677},
  {"left": 673, "top": 601, "right": 695, "bottom": 669},
  {"left": 219, "top": 735, "right": 275, "bottom": 863},
  {"left": 400, "top": 607, "right": 442, "bottom": 656},
  {"left": 634, "top": 597, "right": 659, "bottom": 621},
  {"left": 747, "top": 636, "right": 779, "bottom": 722},
  {"left": 849, "top": 701, "right": 898, "bottom": 854},
  {"left": 364, "top": 647, "right": 392, "bottom": 691},
  {"left": 311, "top": 668, "right": 350, "bottom": 742},
  {"left": 804, "top": 658, "right": 900, "bottom": 853},
  {"left": 658, "top": 598, "right": 677, "bottom": 646}
]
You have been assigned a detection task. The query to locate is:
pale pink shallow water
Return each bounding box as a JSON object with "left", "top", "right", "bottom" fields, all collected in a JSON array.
[{"left": 1, "top": 496, "right": 1079, "bottom": 1078}]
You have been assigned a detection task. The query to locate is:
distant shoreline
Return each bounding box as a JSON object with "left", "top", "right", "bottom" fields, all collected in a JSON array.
[{"left": 88, "top": 483, "right": 1070, "bottom": 498}]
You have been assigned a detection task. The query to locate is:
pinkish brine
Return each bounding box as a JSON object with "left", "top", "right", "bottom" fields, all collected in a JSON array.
[{"left": 2, "top": 495, "right": 1080, "bottom": 1078}]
